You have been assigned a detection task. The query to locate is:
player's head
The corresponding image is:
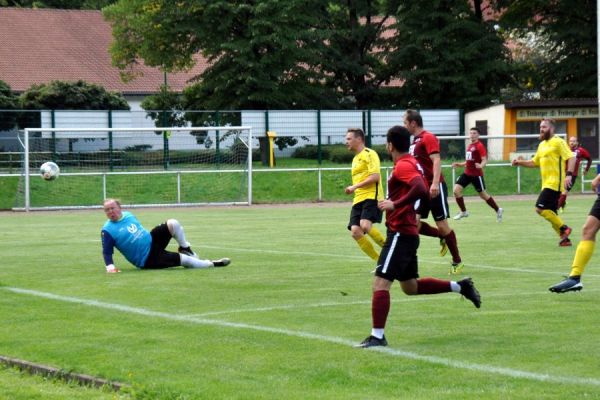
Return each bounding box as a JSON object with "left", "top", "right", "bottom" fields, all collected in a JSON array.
[
  {"left": 403, "top": 109, "right": 423, "bottom": 134},
  {"left": 469, "top": 127, "right": 480, "bottom": 142},
  {"left": 386, "top": 125, "right": 412, "bottom": 154},
  {"left": 103, "top": 198, "right": 122, "bottom": 222},
  {"left": 539, "top": 118, "right": 555, "bottom": 141},
  {"left": 345, "top": 128, "right": 365, "bottom": 152},
  {"left": 569, "top": 136, "right": 578, "bottom": 149}
]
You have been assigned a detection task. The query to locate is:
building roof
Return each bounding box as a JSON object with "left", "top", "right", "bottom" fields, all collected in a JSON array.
[{"left": 0, "top": 7, "right": 208, "bottom": 95}]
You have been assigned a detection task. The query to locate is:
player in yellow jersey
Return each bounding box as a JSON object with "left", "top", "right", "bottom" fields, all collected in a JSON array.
[
  {"left": 345, "top": 128, "right": 386, "bottom": 261},
  {"left": 512, "top": 119, "right": 575, "bottom": 246}
]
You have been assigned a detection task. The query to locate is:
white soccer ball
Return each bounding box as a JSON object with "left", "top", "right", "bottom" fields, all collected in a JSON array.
[{"left": 40, "top": 161, "right": 60, "bottom": 181}]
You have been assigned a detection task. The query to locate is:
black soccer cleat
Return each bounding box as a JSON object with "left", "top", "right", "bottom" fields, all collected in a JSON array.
[
  {"left": 212, "top": 258, "right": 231, "bottom": 267},
  {"left": 355, "top": 335, "right": 388, "bottom": 348},
  {"left": 549, "top": 277, "right": 583, "bottom": 293},
  {"left": 178, "top": 246, "right": 197, "bottom": 257},
  {"left": 458, "top": 277, "right": 481, "bottom": 308}
]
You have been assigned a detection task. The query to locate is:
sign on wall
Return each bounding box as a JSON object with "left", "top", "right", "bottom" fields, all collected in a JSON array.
[{"left": 516, "top": 108, "right": 599, "bottom": 120}]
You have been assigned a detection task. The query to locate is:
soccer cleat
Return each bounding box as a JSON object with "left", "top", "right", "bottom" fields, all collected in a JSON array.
[
  {"left": 559, "top": 238, "right": 572, "bottom": 247},
  {"left": 457, "top": 277, "right": 481, "bottom": 308},
  {"left": 549, "top": 277, "right": 583, "bottom": 293},
  {"left": 355, "top": 335, "right": 388, "bottom": 348},
  {"left": 453, "top": 211, "right": 469, "bottom": 220},
  {"left": 559, "top": 225, "right": 572, "bottom": 240},
  {"left": 496, "top": 208, "right": 503, "bottom": 223},
  {"left": 178, "top": 246, "right": 197, "bottom": 257},
  {"left": 439, "top": 238, "right": 448, "bottom": 257},
  {"left": 212, "top": 258, "right": 231, "bottom": 267},
  {"left": 449, "top": 262, "right": 464, "bottom": 275}
]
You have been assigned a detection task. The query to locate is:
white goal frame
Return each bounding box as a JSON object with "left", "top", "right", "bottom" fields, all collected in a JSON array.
[{"left": 20, "top": 126, "right": 253, "bottom": 211}]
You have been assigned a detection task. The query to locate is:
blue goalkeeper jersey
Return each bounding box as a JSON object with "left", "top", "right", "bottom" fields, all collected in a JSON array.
[{"left": 101, "top": 211, "right": 152, "bottom": 268}]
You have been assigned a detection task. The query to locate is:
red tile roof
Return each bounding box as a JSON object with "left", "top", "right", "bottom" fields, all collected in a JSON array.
[{"left": 0, "top": 7, "right": 208, "bottom": 94}]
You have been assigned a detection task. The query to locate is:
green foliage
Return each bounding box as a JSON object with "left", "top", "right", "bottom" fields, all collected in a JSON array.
[
  {"left": 390, "top": 0, "right": 512, "bottom": 111},
  {"left": 140, "top": 84, "right": 186, "bottom": 128},
  {"left": 497, "top": 0, "right": 597, "bottom": 99},
  {"left": 0, "top": 80, "right": 18, "bottom": 130},
  {"left": 19, "top": 80, "right": 129, "bottom": 110}
]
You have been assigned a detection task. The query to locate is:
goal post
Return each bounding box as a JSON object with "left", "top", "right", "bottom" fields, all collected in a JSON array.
[{"left": 18, "top": 126, "right": 253, "bottom": 211}]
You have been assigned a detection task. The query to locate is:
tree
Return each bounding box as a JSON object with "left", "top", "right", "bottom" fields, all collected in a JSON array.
[
  {"left": 389, "top": 0, "right": 512, "bottom": 110},
  {"left": 0, "top": 80, "right": 18, "bottom": 130},
  {"left": 316, "top": 1, "right": 401, "bottom": 108},
  {"left": 104, "top": 0, "right": 337, "bottom": 110},
  {"left": 495, "top": 0, "right": 597, "bottom": 99}
]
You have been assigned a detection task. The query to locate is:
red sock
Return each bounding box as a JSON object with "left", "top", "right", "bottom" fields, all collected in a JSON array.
[
  {"left": 419, "top": 222, "right": 440, "bottom": 238},
  {"left": 456, "top": 196, "right": 466, "bottom": 212},
  {"left": 372, "top": 290, "right": 390, "bottom": 329},
  {"left": 486, "top": 196, "right": 499, "bottom": 211},
  {"left": 558, "top": 193, "right": 567, "bottom": 209},
  {"left": 417, "top": 277, "right": 452, "bottom": 294},
  {"left": 443, "top": 230, "right": 461, "bottom": 263}
]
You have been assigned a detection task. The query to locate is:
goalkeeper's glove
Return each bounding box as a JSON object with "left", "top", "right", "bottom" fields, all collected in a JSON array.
[{"left": 105, "top": 264, "right": 121, "bottom": 273}]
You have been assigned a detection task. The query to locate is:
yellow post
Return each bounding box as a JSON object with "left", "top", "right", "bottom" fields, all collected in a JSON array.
[{"left": 267, "top": 131, "right": 277, "bottom": 167}]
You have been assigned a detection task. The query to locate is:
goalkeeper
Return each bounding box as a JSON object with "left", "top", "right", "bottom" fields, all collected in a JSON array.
[{"left": 101, "top": 198, "right": 230, "bottom": 273}]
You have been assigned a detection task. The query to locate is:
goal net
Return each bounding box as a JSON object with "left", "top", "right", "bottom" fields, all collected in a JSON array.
[{"left": 16, "top": 126, "right": 253, "bottom": 210}]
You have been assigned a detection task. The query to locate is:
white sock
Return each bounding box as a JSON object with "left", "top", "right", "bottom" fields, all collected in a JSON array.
[
  {"left": 450, "top": 281, "right": 461, "bottom": 293},
  {"left": 371, "top": 328, "right": 384, "bottom": 339},
  {"left": 167, "top": 219, "right": 190, "bottom": 248},
  {"left": 180, "top": 254, "right": 213, "bottom": 269}
]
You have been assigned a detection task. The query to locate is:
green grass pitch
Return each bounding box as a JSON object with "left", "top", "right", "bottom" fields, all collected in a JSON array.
[{"left": 1, "top": 196, "right": 599, "bottom": 399}]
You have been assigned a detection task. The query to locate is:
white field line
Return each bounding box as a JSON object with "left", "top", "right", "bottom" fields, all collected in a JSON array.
[{"left": 4, "top": 286, "right": 600, "bottom": 387}]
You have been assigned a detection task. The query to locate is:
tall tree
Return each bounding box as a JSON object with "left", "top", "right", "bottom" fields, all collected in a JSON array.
[
  {"left": 104, "top": 0, "right": 337, "bottom": 110},
  {"left": 389, "top": 0, "right": 512, "bottom": 110},
  {"left": 496, "top": 0, "right": 597, "bottom": 99}
]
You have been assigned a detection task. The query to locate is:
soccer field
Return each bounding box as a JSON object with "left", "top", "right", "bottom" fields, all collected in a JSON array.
[{"left": 1, "top": 197, "right": 600, "bottom": 399}]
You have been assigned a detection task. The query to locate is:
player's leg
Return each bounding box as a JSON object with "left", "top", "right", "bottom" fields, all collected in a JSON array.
[
  {"left": 166, "top": 218, "right": 196, "bottom": 257},
  {"left": 453, "top": 174, "right": 469, "bottom": 220},
  {"left": 417, "top": 201, "right": 447, "bottom": 256},
  {"left": 558, "top": 176, "right": 576, "bottom": 211},
  {"left": 475, "top": 177, "right": 502, "bottom": 221},
  {"left": 550, "top": 199, "right": 600, "bottom": 292},
  {"left": 349, "top": 202, "right": 379, "bottom": 261},
  {"left": 432, "top": 182, "right": 463, "bottom": 273},
  {"left": 536, "top": 189, "right": 572, "bottom": 246},
  {"left": 360, "top": 200, "right": 385, "bottom": 247}
]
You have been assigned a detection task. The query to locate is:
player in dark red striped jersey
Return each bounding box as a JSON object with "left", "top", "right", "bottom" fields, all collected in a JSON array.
[
  {"left": 404, "top": 109, "right": 464, "bottom": 275},
  {"left": 451, "top": 127, "right": 503, "bottom": 222},
  {"left": 356, "top": 125, "right": 481, "bottom": 348},
  {"left": 557, "top": 136, "right": 592, "bottom": 212}
]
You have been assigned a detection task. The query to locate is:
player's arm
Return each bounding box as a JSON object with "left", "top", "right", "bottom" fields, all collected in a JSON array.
[
  {"left": 565, "top": 156, "right": 576, "bottom": 190},
  {"left": 451, "top": 161, "right": 466, "bottom": 168},
  {"left": 476, "top": 155, "right": 487, "bottom": 169},
  {"left": 591, "top": 174, "right": 600, "bottom": 192},
  {"left": 583, "top": 149, "right": 592, "bottom": 173},
  {"left": 511, "top": 158, "right": 535, "bottom": 168},
  {"left": 101, "top": 230, "right": 121, "bottom": 273},
  {"left": 345, "top": 173, "right": 380, "bottom": 194},
  {"left": 380, "top": 176, "right": 427, "bottom": 211},
  {"left": 430, "top": 153, "right": 441, "bottom": 197}
]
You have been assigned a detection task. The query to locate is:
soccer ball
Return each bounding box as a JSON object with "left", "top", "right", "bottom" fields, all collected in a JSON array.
[{"left": 40, "top": 161, "right": 60, "bottom": 181}]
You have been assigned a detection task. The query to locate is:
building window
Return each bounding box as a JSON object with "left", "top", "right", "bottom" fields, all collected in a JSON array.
[{"left": 516, "top": 120, "right": 567, "bottom": 151}]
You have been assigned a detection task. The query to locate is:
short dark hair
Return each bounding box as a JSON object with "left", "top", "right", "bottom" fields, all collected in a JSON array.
[
  {"left": 387, "top": 125, "right": 412, "bottom": 153},
  {"left": 404, "top": 109, "right": 423, "bottom": 127},
  {"left": 470, "top": 127, "right": 481, "bottom": 134},
  {"left": 347, "top": 128, "right": 365, "bottom": 141}
]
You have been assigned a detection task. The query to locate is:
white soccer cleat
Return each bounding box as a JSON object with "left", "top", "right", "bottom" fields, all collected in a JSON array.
[
  {"left": 496, "top": 208, "right": 503, "bottom": 223},
  {"left": 453, "top": 211, "right": 469, "bottom": 220}
]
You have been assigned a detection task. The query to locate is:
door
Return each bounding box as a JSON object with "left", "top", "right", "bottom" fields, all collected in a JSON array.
[{"left": 577, "top": 118, "right": 598, "bottom": 159}]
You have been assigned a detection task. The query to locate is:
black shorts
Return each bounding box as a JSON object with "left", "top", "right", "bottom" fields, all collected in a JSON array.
[
  {"left": 348, "top": 199, "right": 383, "bottom": 230},
  {"left": 418, "top": 181, "right": 450, "bottom": 221},
  {"left": 143, "top": 223, "right": 181, "bottom": 269},
  {"left": 589, "top": 195, "right": 600, "bottom": 220},
  {"left": 375, "top": 231, "right": 419, "bottom": 282},
  {"left": 535, "top": 188, "right": 560, "bottom": 212},
  {"left": 456, "top": 173, "right": 486, "bottom": 193}
]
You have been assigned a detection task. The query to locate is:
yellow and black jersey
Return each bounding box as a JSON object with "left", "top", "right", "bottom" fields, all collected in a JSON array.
[
  {"left": 351, "top": 147, "right": 383, "bottom": 204},
  {"left": 532, "top": 136, "right": 574, "bottom": 191}
]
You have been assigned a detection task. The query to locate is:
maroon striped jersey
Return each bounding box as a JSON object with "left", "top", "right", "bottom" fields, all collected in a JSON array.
[
  {"left": 409, "top": 130, "right": 445, "bottom": 185},
  {"left": 465, "top": 141, "right": 487, "bottom": 177}
]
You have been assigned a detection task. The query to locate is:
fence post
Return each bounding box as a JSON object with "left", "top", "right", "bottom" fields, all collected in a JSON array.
[
  {"left": 108, "top": 110, "right": 113, "bottom": 172},
  {"left": 215, "top": 111, "right": 221, "bottom": 166},
  {"left": 317, "top": 110, "right": 322, "bottom": 165},
  {"left": 366, "top": 109, "right": 372, "bottom": 148},
  {"left": 50, "top": 109, "right": 56, "bottom": 162}
]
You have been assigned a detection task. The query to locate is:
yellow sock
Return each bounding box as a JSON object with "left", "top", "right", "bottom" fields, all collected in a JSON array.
[
  {"left": 357, "top": 236, "right": 379, "bottom": 261},
  {"left": 539, "top": 209, "right": 564, "bottom": 235},
  {"left": 570, "top": 240, "right": 595, "bottom": 277},
  {"left": 368, "top": 227, "right": 385, "bottom": 247}
]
